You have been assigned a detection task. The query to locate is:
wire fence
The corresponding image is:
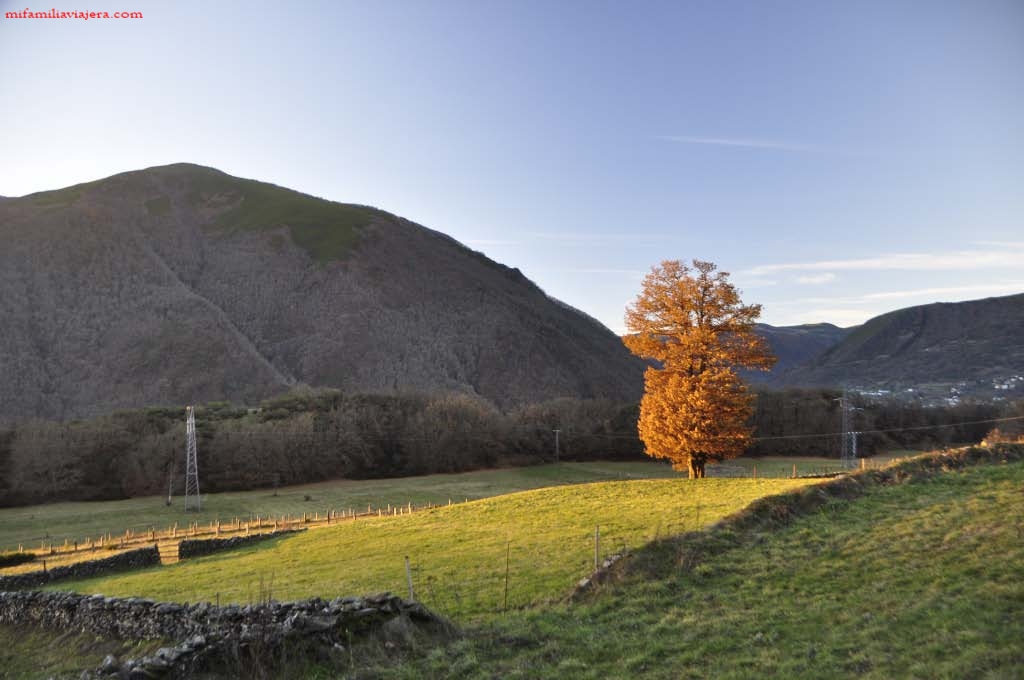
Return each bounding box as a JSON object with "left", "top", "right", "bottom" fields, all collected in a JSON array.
[
  {"left": 1, "top": 495, "right": 719, "bottom": 621},
  {"left": 0, "top": 497, "right": 473, "bottom": 570}
]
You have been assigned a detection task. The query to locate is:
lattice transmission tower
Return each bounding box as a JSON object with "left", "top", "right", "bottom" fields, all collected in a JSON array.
[
  {"left": 184, "top": 405, "right": 201, "bottom": 511},
  {"left": 836, "top": 390, "right": 858, "bottom": 469}
]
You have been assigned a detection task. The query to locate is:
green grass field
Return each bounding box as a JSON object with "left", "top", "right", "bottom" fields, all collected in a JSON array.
[
  {"left": 3, "top": 457, "right": 901, "bottom": 555},
  {"left": 0, "top": 462, "right": 685, "bottom": 553},
  {"left": 4, "top": 450, "right": 1018, "bottom": 678},
  {"left": 51, "top": 477, "right": 817, "bottom": 621},
  {"left": 382, "top": 456, "right": 1024, "bottom": 679}
]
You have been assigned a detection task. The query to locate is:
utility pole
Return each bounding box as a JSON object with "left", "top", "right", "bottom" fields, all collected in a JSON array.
[
  {"left": 184, "top": 405, "right": 201, "bottom": 512},
  {"left": 553, "top": 429, "right": 561, "bottom": 463},
  {"left": 835, "top": 391, "right": 850, "bottom": 467}
]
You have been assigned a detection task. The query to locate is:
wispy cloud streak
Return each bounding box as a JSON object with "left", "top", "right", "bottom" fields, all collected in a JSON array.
[
  {"left": 539, "top": 268, "right": 646, "bottom": 276},
  {"left": 795, "top": 273, "right": 836, "bottom": 285},
  {"left": 464, "top": 239, "right": 520, "bottom": 247},
  {"left": 766, "top": 282, "right": 1024, "bottom": 308},
  {"left": 660, "top": 135, "right": 872, "bottom": 156},
  {"left": 525, "top": 231, "right": 672, "bottom": 243},
  {"left": 747, "top": 247, "right": 1024, "bottom": 276}
]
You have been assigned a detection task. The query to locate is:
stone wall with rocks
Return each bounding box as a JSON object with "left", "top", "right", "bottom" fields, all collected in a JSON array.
[
  {"left": 177, "top": 528, "right": 305, "bottom": 560},
  {"left": 0, "top": 546, "right": 160, "bottom": 591},
  {"left": 0, "top": 589, "right": 449, "bottom": 678}
]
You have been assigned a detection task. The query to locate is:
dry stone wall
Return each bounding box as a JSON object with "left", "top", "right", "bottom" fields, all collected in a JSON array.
[
  {"left": 0, "top": 589, "right": 449, "bottom": 677},
  {"left": 177, "top": 528, "right": 304, "bottom": 559}
]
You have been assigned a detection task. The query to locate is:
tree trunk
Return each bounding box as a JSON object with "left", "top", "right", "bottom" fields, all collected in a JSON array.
[{"left": 688, "top": 458, "right": 706, "bottom": 479}]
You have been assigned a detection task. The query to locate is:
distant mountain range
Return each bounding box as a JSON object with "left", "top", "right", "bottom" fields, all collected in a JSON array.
[
  {"left": 773, "top": 293, "right": 1024, "bottom": 401},
  {"left": 747, "top": 322, "right": 851, "bottom": 382},
  {"left": 1, "top": 164, "right": 1020, "bottom": 423},
  {"left": 0, "top": 163, "right": 643, "bottom": 422}
]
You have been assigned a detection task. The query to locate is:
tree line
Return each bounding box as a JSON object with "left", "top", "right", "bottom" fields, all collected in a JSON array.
[
  {"left": 0, "top": 390, "right": 642, "bottom": 507},
  {"left": 0, "top": 387, "right": 1013, "bottom": 507},
  {"left": 748, "top": 388, "right": 1004, "bottom": 456}
]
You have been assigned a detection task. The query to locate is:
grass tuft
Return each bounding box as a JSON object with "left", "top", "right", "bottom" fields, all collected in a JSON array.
[{"left": 187, "top": 170, "right": 385, "bottom": 262}]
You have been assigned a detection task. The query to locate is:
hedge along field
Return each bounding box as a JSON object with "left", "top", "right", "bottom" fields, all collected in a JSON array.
[
  {"left": 0, "top": 462, "right": 682, "bottom": 553},
  {"left": 52, "top": 477, "right": 818, "bottom": 621}
]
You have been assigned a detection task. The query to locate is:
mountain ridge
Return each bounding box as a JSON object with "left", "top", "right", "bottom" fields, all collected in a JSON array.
[
  {"left": 747, "top": 321, "right": 852, "bottom": 381},
  {"left": 3, "top": 164, "right": 1020, "bottom": 422},
  {"left": 0, "top": 163, "right": 644, "bottom": 422},
  {"left": 774, "top": 293, "right": 1024, "bottom": 398}
]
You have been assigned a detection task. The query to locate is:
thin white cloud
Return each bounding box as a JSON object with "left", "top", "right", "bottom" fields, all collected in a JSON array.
[
  {"left": 735, "top": 277, "right": 778, "bottom": 288},
  {"left": 660, "top": 135, "right": 873, "bottom": 156},
  {"left": 464, "top": 239, "right": 520, "bottom": 247},
  {"left": 747, "top": 247, "right": 1024, "bottom": 276},
  {"left": 861, "top": 283, "right": 1024, "bottom": 301},
  {"left": 788, "top": 308, "right": 874, "bottom": 326},
  {"left": 541, "top": 268, "right": 646, "bottom": 276},
  {"left": 525, "top": 231, "right": 672, "bottom": 243},
  {"left": 971, "top": 240, "right": 1024, "bottom": 249},
  {"left": 795, "top": 272, "right": 837, "bottom": 285},
  {"left": 767, "top": 282, "right": 1024, "bottom": 308}
]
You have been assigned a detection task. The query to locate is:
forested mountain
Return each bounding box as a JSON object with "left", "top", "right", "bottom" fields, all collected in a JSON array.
[
  {"left": 0, "top": 163, "right": 644, "bottom": 423},
  {"left": 776, "top": 294, "right": 1024, "bottom": 398},
  {"left": 746, "top": 322, "right": 851, "bottom": 382}
]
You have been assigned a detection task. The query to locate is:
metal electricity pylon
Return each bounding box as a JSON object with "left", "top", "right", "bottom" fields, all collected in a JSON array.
[
  {"left": 835, "top": 390, "right": 858, "bottom": 469},
  {"left": 184, "top": 405, "right": 201, "bottom": 511}
]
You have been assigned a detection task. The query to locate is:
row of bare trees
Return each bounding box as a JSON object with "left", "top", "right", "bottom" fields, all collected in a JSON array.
[
  {"left": 0, "top": 386, "right": 1012, "bottom": 507},
  {"left": 0, "top": 391, "right": 642, "bottom": 506},
  {"left": 749, "top": 388, "right": 1003, "bottom": 456}
]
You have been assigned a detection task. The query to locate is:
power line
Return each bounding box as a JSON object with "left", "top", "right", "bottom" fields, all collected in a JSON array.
[
  {"left": 750, "top": 414, "right": 1024, "bottom": 442},
  {"left": 3, "top": 415, "right": 1022, "bottom": 449}
]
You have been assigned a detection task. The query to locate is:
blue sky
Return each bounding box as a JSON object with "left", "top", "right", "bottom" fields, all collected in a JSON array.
[{"left": 1, "top": 0, "right": 1021, "bottom": 332}]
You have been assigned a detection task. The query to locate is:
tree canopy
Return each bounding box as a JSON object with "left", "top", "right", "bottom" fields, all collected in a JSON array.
[{"left": 624, "top": 259, "right": 775, "bottom": 477}]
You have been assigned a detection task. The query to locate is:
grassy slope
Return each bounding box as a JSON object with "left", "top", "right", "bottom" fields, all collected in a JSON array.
[
  {"left": 0, "top": 624, "right": 165, "bottom": 680},
  {"left": 3, "top": 458, "right": 902, "bottom": 554},
  {"left": 387, "top": 456, "right": 1024, "bottom": 679},
  {"left": 0, "top": 462, "right": 682, "bottom": 553},
  {"left": 50, "top": 478, "right": 815, "bottom": 621},
  {"left": 187, "top": 168, "right": 383, "bottom": 262},
  {"left": 707, "top": 452, "right": 909, "bottom": 478}
]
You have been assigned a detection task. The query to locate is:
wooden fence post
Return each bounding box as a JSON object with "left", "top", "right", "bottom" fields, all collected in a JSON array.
[{"left": 503, "top": 541, "right": 511, "bottom": 612}]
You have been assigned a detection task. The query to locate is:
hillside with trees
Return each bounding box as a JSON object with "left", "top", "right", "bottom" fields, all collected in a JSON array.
[
  {"left": 775, "top": 294, "right": 1024, "bottom": 398},
  {"left": 0, "top": 163, "right": 644, "bottom": 424},
  {"left": 0, "top": 383, "right": 1009, "bottom": 507},
  {"left": 747, "top": 322, "right": 850, "bottom": 381}
]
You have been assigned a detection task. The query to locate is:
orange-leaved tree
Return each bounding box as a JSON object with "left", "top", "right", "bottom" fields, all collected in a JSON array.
[{"left": 623, "top": 259, "right": 775, "bottom": 478}]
